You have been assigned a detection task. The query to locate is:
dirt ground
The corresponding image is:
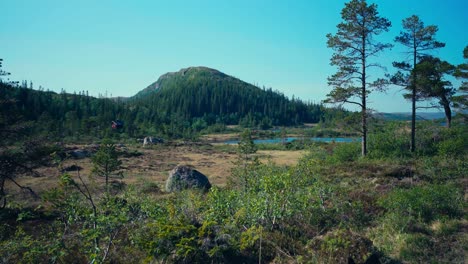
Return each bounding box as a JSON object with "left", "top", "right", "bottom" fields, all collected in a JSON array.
[{"left": 6, "top": 143, "right": 307, "bottom": 202}]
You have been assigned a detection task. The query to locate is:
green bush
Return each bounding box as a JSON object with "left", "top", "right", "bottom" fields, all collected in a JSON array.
[
  {"left": 436, "top": 126, "right": 468, "bottom": 157},
  {"left": 305, "top": 229, "right": 378, "bottom": 264},
  {"left": 418, "top": 156, "right": 467, "bottom": 182},
  {"left": 399, "top": 233, "right": 434, "bottom": 263},
  {"left": 378, "top": 184, "right": 463, "bottom": 223},
  {"left": 327, "top": 142, "right": 361, "bottom": 163},
  {"left": 368, "top": 122, "right": 410, "bottom": 159}
]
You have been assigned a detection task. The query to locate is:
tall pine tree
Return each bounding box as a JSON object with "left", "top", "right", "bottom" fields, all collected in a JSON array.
[
  {"left": 325, "top": 0, "right": 392, "bottom": 156},
  {"left": 392, "top": 15, "right": 445, "bottom": 152}
]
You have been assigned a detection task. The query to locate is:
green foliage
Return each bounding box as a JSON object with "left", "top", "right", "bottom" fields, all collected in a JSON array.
[
  {"left": 368, "top": 122, "right": 410, "bottom": 159},
  {"left": 91, "top": 138, "right": 123, "bottom": 193},
  {"left": 419, "top": 157, "right": 467, "bottom": 184},
  {"left": 134, "top": 67, "right": 323, "bottom": 128},
  {"left": 231, "top": 129, "right": 260, "bottom": 189},
  {"left": 237, "top": 129, "right": 257, "bottom": 159},
  {"left": 453, "top": 45, "right": 468, "bottom": 113},
  {"left": 379, "top": 184, "right": 463, "bottom": 223},
  {"left": 2, "top": 137, "right": 466, "bottom": 263},
  {"left": 0, "top": 89, "right": 56, "bottom": 208},
  {"left": 398, "top": 233, "right": 434, "bottom": 263},
  {"left": 326, "top": 0, "right": 392, "bottom": 156},
  {"left": 412, "top": 56, "right": 456, "bottom": 127},
  {"left": 365, "top": 120, "right": 467, "bottom": 159},
  {"left": 436, "top": 125, "right": 468, "bottom": 157},
  {"left": 0, "top": 78, "right": 334, "bottom": 141},
  {"left": 2, "top": 65, "right": 467, "bottom": 264},
  {"left": 327, "top": 142, "right": 361, "bottom": 163},
  {"left": 305, "top": 229, "right": 377, "bottom": 264},
  {"left": 392, "top": 15, "right": 445, "bottom": 152},
  {"left": 43, "top": 174, "right": 137, "bottom": 263}
]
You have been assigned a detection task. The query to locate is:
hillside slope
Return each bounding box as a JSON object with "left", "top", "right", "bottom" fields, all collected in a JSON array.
[{"left": 131, "top": 66, "right": 322, "bottom": 126}]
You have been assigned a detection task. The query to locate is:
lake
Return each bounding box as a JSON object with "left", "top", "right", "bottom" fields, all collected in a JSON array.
[{"left": 224, "top": 137, "right": 359, "bottom": 144}]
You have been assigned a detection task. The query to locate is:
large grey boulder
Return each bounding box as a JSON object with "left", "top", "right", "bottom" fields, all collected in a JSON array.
[{"left": 165, "top": 165, "right": 211, "bottom": 192}]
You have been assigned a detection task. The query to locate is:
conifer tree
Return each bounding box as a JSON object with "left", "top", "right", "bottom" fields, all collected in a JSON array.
[
  {"left": 392, "top": 15, "right": 445, "bottom": 151},
  {"left": 325, "top": 0, "right": 392, "bottom": 156},
  {"left": 412, "top": 56, "right": 455, "bottom": 127},
  {"left": 234, "top": 129, "right": 259, "bottom": 189},
  {"left": 453, "top": 45, "right": 468, "bottom": 115},
  {"left": 91, "top": 138, "right": 123, "bottom": 194}
]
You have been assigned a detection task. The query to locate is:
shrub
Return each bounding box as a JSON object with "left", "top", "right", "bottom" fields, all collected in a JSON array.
[
  {"left": 305, "top": 229, "right": 379, "bottom": 264},
  {"left": 327, "top": 142, "right": 361, "bottom": 163},
  {"left": 418, "top": 156, "right": 467, "bottom": 182},
  {"left": 368, "top": 122, "right": 410, "bottom": 159},
  {"left": 378, "top": 184, "right": 463, "bottom": 223},
  {"left": 436, "top": 126, "right": 468, "bottom": 157},
  {"left": 399, "top": 233, "right": 434, "bottom": 263}
]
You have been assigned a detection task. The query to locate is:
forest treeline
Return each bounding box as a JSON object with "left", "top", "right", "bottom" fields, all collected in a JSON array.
[
  {"left": 133, "top": 67, "right": 324, "bottom": 128},
  {"left": 0, "top": 67, "right": 344, "bottom": 140},
  {"left": 0, "top": 0, "right": 467, "bottom": 263}
]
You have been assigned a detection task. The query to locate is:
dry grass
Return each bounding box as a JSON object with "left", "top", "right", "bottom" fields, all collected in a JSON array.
[
  {"left": 200, "top": 133, "right": 238, "bottom": 142},
  {"left": 257, "top": 150, "right": 307, "bottom": 165},
  {"left": 5, "top": 143, "right": 306, "bottom": 201}
]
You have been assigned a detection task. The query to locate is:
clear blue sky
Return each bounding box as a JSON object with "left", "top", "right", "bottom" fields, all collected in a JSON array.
[{"left": 1, "top": 0, "right": 467, "bottom": 112}]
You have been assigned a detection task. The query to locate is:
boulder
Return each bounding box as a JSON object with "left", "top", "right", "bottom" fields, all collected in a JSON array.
[
  {"left": 143, "top": 137, "right": 153, "bottom": 146},
  {"left": 165, "top": 165, "right": 211, "bottom": 192},
  {"left": 143, "top": 136, "right": 164, "bottom": 146},
  {"left": 69, "top": 149, "right": 90, "bottom": 159},
  {"left": 62, "top": 164, "right": 82, "bottom": 172}
]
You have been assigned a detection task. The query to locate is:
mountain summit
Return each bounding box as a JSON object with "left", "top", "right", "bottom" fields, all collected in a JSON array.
[
  {"left": 130, "top": 66, "right": 321, "bottom": 126},
  {"left": 134, "top": 67, "right": 229, "bottom": 98}
]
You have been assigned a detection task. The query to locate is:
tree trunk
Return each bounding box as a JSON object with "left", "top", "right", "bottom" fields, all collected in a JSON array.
[
  {"left": 0, "top": 177, "right": 6, "bottom": 209},
  {"left": 411, "top": 47, "right": 417, "bottom": 152},
  {"left": 411, "top": 86, "right": 416, "bottom": 152},
  {"left": 441, "top": 96, "right": 452, "bottom": 128},
  {"left": 362, "top": 94, "right": 367, "bottom": 157},
  {"left": 361, "top": 36, "right": 367, "bottom": 157}
]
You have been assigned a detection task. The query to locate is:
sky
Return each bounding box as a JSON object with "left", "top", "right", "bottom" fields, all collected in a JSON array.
[{"left": 1, "top": 0, "right": 467, "bottom": 112}]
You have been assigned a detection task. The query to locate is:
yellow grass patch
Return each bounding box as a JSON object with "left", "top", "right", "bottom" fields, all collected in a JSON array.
[{"left": 6, "top": 144, "right": 307, "bottom": 201}]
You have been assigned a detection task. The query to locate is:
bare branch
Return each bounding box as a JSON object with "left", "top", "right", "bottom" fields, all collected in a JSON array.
[{"left": 5, "top": 175, "right": 38, "bottom": 198}]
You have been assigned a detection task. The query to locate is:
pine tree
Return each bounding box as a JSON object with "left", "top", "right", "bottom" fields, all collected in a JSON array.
[
  {"left": 392, "top": 15, "right": 445, "bottom": 151},
  {"left": 453, "top": 45, "right": 468, "bottom": 115},
  {"left": 325, "top": 0, "right": 392, "bottom": 156},
  {"left": 412, "top": 56, "right": 455, "bottom": 127},
  {"left": 91, "top": 138, "right": 123, "bottom": 194}
]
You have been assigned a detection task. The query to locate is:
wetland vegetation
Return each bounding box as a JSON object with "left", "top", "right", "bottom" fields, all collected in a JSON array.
[{"left": 1, "top": 0, "right": 467, "bottom": 263}]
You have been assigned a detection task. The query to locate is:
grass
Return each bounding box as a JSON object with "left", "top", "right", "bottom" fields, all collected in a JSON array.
[
  {"left": 4, "top": 124, "right": 466, "bottom": 263},
  {"left": 7, "top": 142, "right": 308, "bottom": 201}
]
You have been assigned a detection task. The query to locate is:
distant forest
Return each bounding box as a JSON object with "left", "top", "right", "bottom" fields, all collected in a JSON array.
[{"left": 0, "top": 78, "right": 343, "bottom": 140}]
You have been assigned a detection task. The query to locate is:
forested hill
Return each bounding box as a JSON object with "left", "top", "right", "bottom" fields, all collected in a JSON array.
[
  {"left": 130, "top": 66, "right": 323, "bottom": 126},
  {"left": 134, "top": 67, "right": 229, "bottom": 98},
  {"left": 0, "top": 66, "right": 338, "bottom": 139}
]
